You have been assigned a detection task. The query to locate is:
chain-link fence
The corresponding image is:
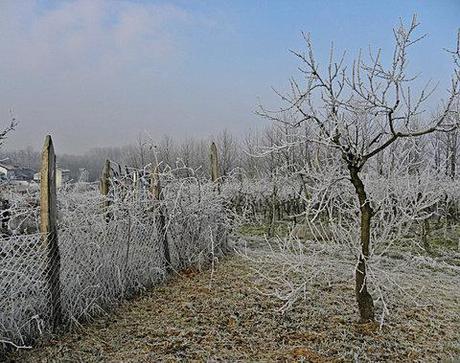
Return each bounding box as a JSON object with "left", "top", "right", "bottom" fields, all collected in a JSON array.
[{"left": 0, "top": 168, "right": 229, "bottom": 353}]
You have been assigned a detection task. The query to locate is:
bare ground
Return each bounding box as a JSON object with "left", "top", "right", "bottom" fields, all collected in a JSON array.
[{"left": 6, "top": 239, "right": 460, "bottom": 362}]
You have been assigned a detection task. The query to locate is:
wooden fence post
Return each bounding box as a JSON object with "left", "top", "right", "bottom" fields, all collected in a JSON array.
[
  {"left": 40, "top": 135, "right": 62, "bottom": 330},
  {"left": 150, "top": 165, "right": 171, "bottom": 272},
  {"left": 0, "top": 198, "right": 10, "bottom": 235},
  {"left": 100, "top": 159, "right": 111, "bottom": 222},
  {"left": 150, "top": 165, "right": 161, "bottom": 200},
  {"left": 210, "top": 142, "right": 220, "bottom": 193},
  {"left": 132, "top": 170, "right": 139, "bottom": 199}
]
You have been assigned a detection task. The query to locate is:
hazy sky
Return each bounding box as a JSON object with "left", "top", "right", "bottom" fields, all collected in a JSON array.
[{"left": 0, "top": 0, "right": 459, "bottom": 154}]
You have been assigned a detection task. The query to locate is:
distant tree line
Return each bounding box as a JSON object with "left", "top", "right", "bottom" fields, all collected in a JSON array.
[{"left": 0, "top": 121, "right": 458, "bottom": 183}]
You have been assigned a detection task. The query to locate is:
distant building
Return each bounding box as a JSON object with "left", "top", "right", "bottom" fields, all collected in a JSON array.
[
  {"left": 0, "top": 163, "right": 14, "bottom": 180},
  {"left": 0, "top": 163, "right": 35, "bottom": 181}
]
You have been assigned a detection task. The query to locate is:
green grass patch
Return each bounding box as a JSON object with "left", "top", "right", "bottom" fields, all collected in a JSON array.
[{"left": 238, "top": 221, "right": 292, "bottom": 238}]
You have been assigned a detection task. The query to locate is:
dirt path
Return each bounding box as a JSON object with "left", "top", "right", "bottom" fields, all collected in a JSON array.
[{"left": 8, "top": 244, "right": 460, "bottom": 362}]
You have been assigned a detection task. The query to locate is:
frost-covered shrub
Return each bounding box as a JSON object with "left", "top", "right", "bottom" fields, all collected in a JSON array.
[{"left": 0, "top": 168, "right": 229, "bottom": 352}]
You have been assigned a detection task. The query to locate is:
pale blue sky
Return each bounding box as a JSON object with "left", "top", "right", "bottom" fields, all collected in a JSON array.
[{"left": 1, "top": 0, "right": 459, "bottom": 153}]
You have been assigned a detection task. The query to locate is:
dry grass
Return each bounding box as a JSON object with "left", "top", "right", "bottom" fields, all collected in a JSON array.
[{"left": 7, "top": 239, "right": 460, "bottom": 362}]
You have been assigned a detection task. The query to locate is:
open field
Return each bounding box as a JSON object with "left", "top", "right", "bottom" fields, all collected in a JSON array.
[{"left": 9, "top": 238, "right": 460, "bottom": 362}]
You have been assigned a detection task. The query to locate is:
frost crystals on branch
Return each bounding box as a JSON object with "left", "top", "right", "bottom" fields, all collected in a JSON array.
[{"left": 257, "top": 16, "right": 460, "bottom": 322}]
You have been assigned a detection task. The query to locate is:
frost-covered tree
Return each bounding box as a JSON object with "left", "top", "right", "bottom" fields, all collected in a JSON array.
[
  {"left": 0, "top": 118, "right": 17, "bottom": 150},
  {"left": 258, "top": 17, "right": 460, "bottom": 321}
]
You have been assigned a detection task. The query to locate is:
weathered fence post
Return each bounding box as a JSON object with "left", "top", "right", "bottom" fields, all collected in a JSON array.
[
  {"left": 150, "top": 165, "right": 171, "bottom": 272},
  {"left": 100, "top": 159, "right": 111, "bottom": 222},
  {"left": 150, "top": 165, "right": 161, "bottom": 200},
  {"left": 133, "top": 170, "right": 139, "bottom": 199},
  {"left": 210, "top": 142, "right": 220, "bottom": 193},
  {"left": 40, "top": 135, "right": 62, "bottom": 330},
  {"left": 0, "top": 198, "right": 10, "bottom": 235}
]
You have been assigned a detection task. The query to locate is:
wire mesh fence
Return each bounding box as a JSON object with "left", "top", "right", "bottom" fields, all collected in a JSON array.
[{"left": 0, "top": 165, "right": 229, "bottom": 353}]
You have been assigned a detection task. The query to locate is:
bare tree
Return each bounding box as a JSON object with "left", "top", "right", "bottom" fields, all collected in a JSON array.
[
  {"left": 258, "top": 17, "right": 460, "bottom": 321},
  {"left": 440, "top": 109, "right": 459, "bottom": 179},
  {"left": 0, "top": 117, "right": 18, "bottom": 150},
  {"left": 217, "top": 129, "right": 239, "bottom": 178},
  {"left": 2, "top": 146, "right": 40, "bottom": 170}
]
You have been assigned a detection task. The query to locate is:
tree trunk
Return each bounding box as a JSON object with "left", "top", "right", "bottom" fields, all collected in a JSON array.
[
  {"left": 348, "top": 165, "right": 375, "bottom": 322},
  {"left": 421, "top": 219, "right": 432, "bottom": 254}
]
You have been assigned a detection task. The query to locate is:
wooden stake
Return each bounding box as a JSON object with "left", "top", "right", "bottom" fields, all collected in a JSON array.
[
  {"left": 100, "top": 159, "right": 111, "bottom": 222},
  {"left": 100, "top": 159, "right": 110, "bottom": 196},
  {"left": 150, "top": 165, "right": 171, "bottom": 272},
  {"left": 40, "top": 135, "right": 62, "bottom": 330},
  {"left": 150, "top": 165, "right": 161, "bottom": 200},
  {"left": 210, "top": 142, "right": 220, "bottom": 193}
]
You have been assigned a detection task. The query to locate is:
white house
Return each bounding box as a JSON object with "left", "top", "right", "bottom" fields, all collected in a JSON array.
[
  {"left": 0, "top": 163, "right": 35, "bottom": 181},
  {"left": 0, "top": 163, "right": 15, "bottom": 180}
]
